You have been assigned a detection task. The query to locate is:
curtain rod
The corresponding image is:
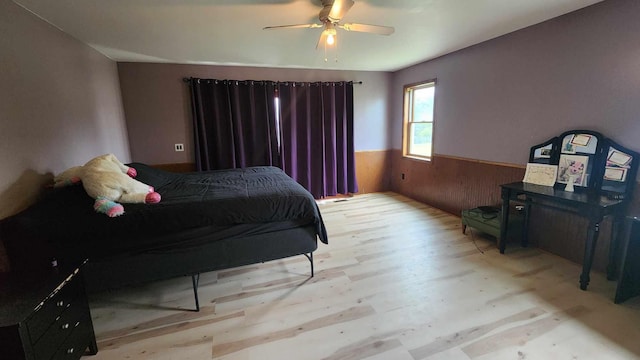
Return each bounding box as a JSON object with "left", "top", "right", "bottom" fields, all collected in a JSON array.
[{"left": 182, "top": 77, "right": 363, "bottom": 85}]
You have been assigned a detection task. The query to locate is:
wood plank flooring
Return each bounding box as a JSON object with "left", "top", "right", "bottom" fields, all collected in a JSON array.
[{"left": 88, "top": 192, "right": 640, "bottom": 359}]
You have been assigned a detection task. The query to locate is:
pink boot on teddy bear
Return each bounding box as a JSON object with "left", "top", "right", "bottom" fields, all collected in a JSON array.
[{"left": 145, "top": 192, "right": 161, "bottom": 204}]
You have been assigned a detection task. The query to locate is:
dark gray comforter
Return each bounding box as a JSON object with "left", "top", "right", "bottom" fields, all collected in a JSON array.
[{"left": 1, "top": 165, "right": 327, "bottom": 265}]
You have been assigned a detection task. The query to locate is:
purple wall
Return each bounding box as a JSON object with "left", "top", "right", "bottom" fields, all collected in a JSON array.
[
  {"left": 390, "top": 0, "right": 640, "bottom": 166},
  {"left": 118, "top": 63, "right": 391, "bottom": 164},
  {"left": 0, "top": 1, "right": 130, "bottom": 219}
]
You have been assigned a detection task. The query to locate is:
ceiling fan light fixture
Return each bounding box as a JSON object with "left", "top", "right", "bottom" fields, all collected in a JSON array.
[
  {"left": 327, "top": 34, "right": 335, "bottom": 45},
  {"left": 263, "top": 0, "right": 393, "bottom": 59},
  {"left": 325, "top": 28, "right": 337, "bottom": 46}
]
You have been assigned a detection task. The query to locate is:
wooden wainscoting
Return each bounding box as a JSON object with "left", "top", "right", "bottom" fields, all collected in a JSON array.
[
  {"left": 390, "top": 150, "right": 525, "bottom": 216},
  {"left": 390, "top": 149, "right": 640, "bottom": 273},
  {"left": 354, "top": 150, "right": 393, "bottom": 194}
]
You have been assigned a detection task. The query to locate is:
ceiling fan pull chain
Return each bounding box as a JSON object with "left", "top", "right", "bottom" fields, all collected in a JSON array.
[{"left": 324, "top": 41, "right": 328, "bottom": 62}]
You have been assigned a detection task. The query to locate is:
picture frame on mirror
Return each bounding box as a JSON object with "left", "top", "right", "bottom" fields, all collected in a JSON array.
[{"left": 557, "top": 154, "right": 589, "bottom": 186}]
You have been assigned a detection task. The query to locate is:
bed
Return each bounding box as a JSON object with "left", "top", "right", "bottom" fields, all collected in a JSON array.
[{"left": 1, "top": 164, "right": 328, "bottom": 309}]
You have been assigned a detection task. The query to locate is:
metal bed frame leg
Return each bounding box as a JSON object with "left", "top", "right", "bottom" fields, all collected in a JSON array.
[
  {"left": 191, "top": 273, "right": 200, "bottom": 312},
  {"left": 190, "top": 253, "right": 313, "bottom": 312},
  {"left": 303, "top": 252, "right": 314, "bottom": 277}
]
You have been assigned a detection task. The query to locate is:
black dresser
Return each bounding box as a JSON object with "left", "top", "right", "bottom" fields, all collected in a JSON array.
[{"left": 0, "top": 263, "right": 97, "bottom": 359}]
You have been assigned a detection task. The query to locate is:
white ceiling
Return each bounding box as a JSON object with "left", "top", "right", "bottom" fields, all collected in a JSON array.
[{"left": 14, "top": 0, "right": 602, "bottom": 72}]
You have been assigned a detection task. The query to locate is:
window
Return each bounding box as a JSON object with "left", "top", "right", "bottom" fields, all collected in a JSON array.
[{"left": 403, "top": 80, "right": 436, "bottom": 160}]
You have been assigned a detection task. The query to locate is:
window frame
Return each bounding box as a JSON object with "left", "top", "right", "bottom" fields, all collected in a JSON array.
[{"left": 402, "top": 79, "right": 437, "bottom": 161}]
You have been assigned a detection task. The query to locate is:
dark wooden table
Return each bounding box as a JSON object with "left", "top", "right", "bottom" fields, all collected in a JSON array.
[{"left": 499, "top": 181, "right": 627, "bottom": 291}]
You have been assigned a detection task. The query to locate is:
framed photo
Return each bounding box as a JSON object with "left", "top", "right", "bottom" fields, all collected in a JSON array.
[
  {"left": 608, "top": 149, "right": 632, "bottom": 167},
  {"left": 557, "top": 154, "right": 589, "bottom": 186},
  {"left": 523, "top": 163, "right": 557, "bottom": 186},
  {"left": 533, "top": 147, "right": 552, "bottom": 159},
  {"left": 570, "top": 134, "right": 592, "bottom": 147},
  {"left": 561, "top": 133, "right": 598, "bottom": 154},
  {"left": 604, "top": 167, "right": 627, "bottom": 182}
]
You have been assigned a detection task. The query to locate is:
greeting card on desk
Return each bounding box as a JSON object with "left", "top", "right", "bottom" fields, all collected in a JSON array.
[{"left": 523, "top": 163, "right": 558, "bottom": 187}]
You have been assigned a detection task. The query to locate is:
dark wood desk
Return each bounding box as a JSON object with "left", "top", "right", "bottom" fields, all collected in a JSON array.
[{"left": 499, "top": 181, "right": 627, "bottom": 291}]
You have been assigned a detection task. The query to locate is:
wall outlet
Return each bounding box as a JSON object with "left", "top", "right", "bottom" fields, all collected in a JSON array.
[
  {"left": 175, "top": 143, "right": 184, "bottom": 152},
  {"left": 401, "top": 173, "right": 405, "bottom": 180}
]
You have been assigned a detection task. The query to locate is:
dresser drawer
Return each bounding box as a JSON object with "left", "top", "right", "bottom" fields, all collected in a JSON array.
[
  {"left": 1, "top": 264, "right": 97, "bottom": 360},
  {"left": 52, "top": 315, "right": 94, "bottom": 360},
  {"left": 26, "top": 271, "right": 82, "bottom": 344},
  {"left": 33, "top": 292, "right": 89, "bottom": 360}
]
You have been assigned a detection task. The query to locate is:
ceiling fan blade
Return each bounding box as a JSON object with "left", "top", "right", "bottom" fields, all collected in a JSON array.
[
  {"left": 339, "top": 23, "right": 395, "bottom": 35},
  {"left": 263, "top": 23, "right": 323, "bottom": 30},
  {"left": 328, "top": 0, "right": 355, "bottom": 23}
]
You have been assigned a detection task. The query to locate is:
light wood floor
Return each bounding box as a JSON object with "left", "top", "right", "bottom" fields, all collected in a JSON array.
[{"left": 88, "top": 192, "right": 640, "bottom": 359}]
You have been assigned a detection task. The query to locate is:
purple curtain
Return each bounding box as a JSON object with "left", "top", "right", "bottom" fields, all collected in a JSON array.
[
  {"left": 278, "top": 81, "right": 358, "bottom": 198},
  {"left": 188, "top": 78, "right": 357, "bottom": 198},
  {"left": 189, "top": 79, "right": 279, "bottom": 171}
]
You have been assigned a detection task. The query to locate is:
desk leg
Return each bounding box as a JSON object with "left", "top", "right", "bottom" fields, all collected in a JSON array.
[
  {"left": 607, "top": 214, "right": 624, "bottom": 281},
  {"left": 522, "top": 197, "right": 531, "bottom": 248},
  {"left": 580, "top": 221, "right": 600, "bottom": 290},
  {"left": 499, "top": 187, "right": 510, "bottom": 254}
]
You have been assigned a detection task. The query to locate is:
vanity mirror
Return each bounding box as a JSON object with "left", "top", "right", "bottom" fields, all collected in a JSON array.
[{"left": 528, "top": 130, "right": 638, "bottom": 197}]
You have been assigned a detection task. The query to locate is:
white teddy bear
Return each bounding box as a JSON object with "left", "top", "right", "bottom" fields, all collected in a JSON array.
[{"left": 53, "top": 153, "right": 161, "bottom": 217}]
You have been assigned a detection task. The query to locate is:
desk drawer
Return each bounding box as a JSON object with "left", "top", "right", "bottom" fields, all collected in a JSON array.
[
  {"left": 33, "top": 294, "right": 88, "bottom": 360},
  {"left": 26, "top": 272, "right": 82, "bottom": 345}
]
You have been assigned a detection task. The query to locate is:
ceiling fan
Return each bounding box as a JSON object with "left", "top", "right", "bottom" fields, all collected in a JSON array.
[{"left": 263, "top": 0, "right": 394, "bottom": 49}]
